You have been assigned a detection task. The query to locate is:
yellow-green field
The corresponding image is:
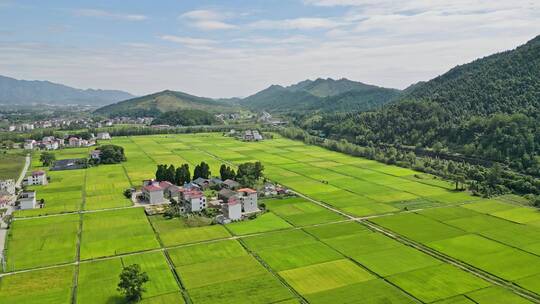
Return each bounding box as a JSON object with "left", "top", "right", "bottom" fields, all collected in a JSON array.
[{"left": 1, "top": 133, "right": 539, "bottom": 304}]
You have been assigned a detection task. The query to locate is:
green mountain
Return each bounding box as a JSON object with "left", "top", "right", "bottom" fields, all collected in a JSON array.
[
  {"left": 0, "top": 75, "right": 134, "bottom": 106},
  {"left": 242, "top": 78, "right": 400, "bottom": 112},
  {"left": 399, "top": 35, "right": 540, "bottom": 117},
  {"left": 300, "top": 35, "right": 540, "bottom": 176},
  {"left": 94, "top": 90, "right": 233, "bottom": 117}
]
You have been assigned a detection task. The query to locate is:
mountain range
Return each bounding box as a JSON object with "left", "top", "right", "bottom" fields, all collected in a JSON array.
[
  {"left": 94, "top": 78, "right": 401, "bottom": 116},
  {"left": 0, "top": 75, "right": 134, "bottom": 106}
]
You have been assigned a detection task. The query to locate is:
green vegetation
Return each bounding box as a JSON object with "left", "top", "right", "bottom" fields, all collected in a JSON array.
[
  {"left": 151, "top": 109, "right": 216, "bottom": 126},
  {"left": 78, "top": 252, "right": 179, "bottom": 304},
  {"left": 96, "top": 144, "right": 126, "bottom": 164},
  {"left": 94, "top": 90, "right": 234, "bottom": 117},
  {"left": 0, "top": 150, "right": 25, "bottom": 179},
  {"left": 242, "top": 78, "right": 400, "bottom": 113},
  {"left": 5, "top": 214, "right": 79, "bottom": 271},
  {"left": 117, "top": 264, "right": 150, "bottom": 303},
  {"left": 39, "top": 151, "right": 56, "bottom": 166},
  {"left": 3, "top": 133, "right": 540, "bottom": 304},
  {"left": 80, "top": 208, "right": 160, "bottom": 259},
  {"left": 0, "top": 266, "right": 75, "bottom": 304}
]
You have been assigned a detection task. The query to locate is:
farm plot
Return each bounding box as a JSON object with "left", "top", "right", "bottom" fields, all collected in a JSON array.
[
  {"left": 80, "top": 208, "right": 160, "bottom": 259},
  {"left": 0, "top": 265, "right": 75, "bottom": 304},
  {"left": 77, "top": 252, "right": 180, "bottom": 304},
  {"left": 263, "top": 197, "right": 345, "bottom": 226},
  {"left": 371, "top": 205, "right": 540, "bottom": 293},
  {"left": 226, "top": 212, "right": 292, "bottom": 235},
  {"left": 0, "top": 151, "right": 25, "bottom": 180},
  {"left": 149, "top": 215, "right": 230, "bottom": 246},
  {"left": 16, "top": 169, "right": 85, "bottom": 217},
  {"left": 85, "top": 164, "right": 132, "bottom": 210},
  {"left": 5, "top": 214, "right": 79, "bottom": 271},
  {"left": 168, "top": 239, "right": 297, "bottom": 304}
]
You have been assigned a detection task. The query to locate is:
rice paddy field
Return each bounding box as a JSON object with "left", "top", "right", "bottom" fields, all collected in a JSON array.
[{"left": 2, "top": 132, "right": 540, "bottom": 304}]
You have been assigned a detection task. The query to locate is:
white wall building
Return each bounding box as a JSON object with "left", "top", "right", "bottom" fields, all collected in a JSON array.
[
  {"left": 23, "top": 139, "right": 36, "bottom": 150},
  {"left": 180, "top": 189, "right": 207, "bottom": 212},
  {"left": 24, "top": 170, "right": 48, "bottom": 186},
  {"left": 96, "top": 132, "right": 111, "bottom": 140},
  {"left": 221, "top": 196, "right": 242, "bottom": 222},
  {"left": 19, "top": 191, "right": 37, "bottom": 210},
  {"left": 237, "top": 188, "right": 259, "bottom": 213}
]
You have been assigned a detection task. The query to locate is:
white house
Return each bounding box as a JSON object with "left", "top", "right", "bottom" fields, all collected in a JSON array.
[
  {"left": 97, "top": 132, "right": 111, "bottom": 140},
  {"left": 0, "top": 179, "right": 16, "bottom": 195},
  {"left": 237, "top": 188, "right": 259, "bottom": 213},
  {"left": 221, "top": 196, "right": 242, "bottom": 222},
  {"left": 24, "top": 171, "right": 48, "bottom": 186},
  {"left": 142, "top": 180, "right": 165, "bottom": 204},
  {"left": 19, "top": 191, "right": 37, "bottom": 210},
  {"left": 8, "top": 125, "right": 15, "bottom": 132},
  {"left": 179, "top": 188, "right": 207, "bottom": 212},
  {"left": 23, "top": 139, "right": 36, "bottom": 150}
]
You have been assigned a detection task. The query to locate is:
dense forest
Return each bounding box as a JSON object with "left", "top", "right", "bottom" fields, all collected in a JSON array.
[
  {"left": 151, "top": 109, "right": 216, "bottom": 126},
  {"left": 295, "top": 36, "right": 540, "bottom": 177}
]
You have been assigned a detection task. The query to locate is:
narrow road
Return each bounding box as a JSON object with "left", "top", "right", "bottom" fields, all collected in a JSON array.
[{"left": 1, "top": 153, "right": 31, "bottom": 270}]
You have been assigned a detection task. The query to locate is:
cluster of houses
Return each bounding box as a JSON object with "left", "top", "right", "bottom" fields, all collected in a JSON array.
[
  {"left": 228, "top": 129, "right": 265, "bottom": 141},
  {"left": 0, "top": 173, "right": 46, "bottom": 210},
  {"left": 139, "top": 177, "right": 261, "bottom": 223},
  {"left": 21, "top": 132, "right": 111, "bottom": 151},
  {"left": 4, "top": 116, "right": 154, "bottom": 133}
]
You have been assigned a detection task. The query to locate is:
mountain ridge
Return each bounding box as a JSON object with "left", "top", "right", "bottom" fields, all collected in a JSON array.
[{"left": 0, "top": 75, "right": 134, "bottom": 106}]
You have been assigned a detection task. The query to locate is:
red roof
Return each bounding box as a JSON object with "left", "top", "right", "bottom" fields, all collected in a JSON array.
[
  {"left": 238, "top": 188, "right": 257, "bottom": 194},
  {"left": 228, "top": 197, "right": 238, "bottom": 205},
  {"left": 159, "top": 181, "right": 173, "bottom": 188},
  {"left": 32, "top": 170, "right": 46, "bottom": 176},
  {"left": 143, "top": 185, "right": 162, "bottom": 192}
]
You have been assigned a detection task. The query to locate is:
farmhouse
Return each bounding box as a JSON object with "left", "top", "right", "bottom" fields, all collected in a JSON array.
[
  {"left": 96, "top": 132, "right": 112, "bottom": 140},
  {"left": 0, "top": 196, "right": 11, "bottom": 208},
  {"left": 238, "top": 188, "right": 259, "bottom": 213},
  {"left": 0, "top": 179, "right": 16, "bottom": 195},
  {"left": 218, "top": 187, "right": 260, "bottom": 220},
  {"left": 222, "top": 179, "right": 240, "bottom": 190},
  {"left": 23, "top": 170, "right": 48, "bottom": 186},
  {"left": 179, "top": 188, "right": 207, "bottom": 212},
  {"left": 18, "top": 190, "right": 37, "bottom": 210},
  {"left": 220, "top": 196, "right": 242, "bottom": 223},
  {"left": 23, "top": 139, "right": 36, "bottom": 150},
  {"left": 141, "top": 180, "right": 168, "bottom": 204},
  {"left": 193, "top": 177, "right": 223, "bottom": 189}
]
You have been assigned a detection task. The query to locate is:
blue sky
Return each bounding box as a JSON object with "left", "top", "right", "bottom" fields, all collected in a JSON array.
[{"left": 0, "top": 0, "right": 539, "bottom": 97}]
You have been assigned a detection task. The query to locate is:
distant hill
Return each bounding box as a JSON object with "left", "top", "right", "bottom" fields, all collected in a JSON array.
[
  {"left": 0, "top": 75, "right": 134, "bottom": 106},
  {"left": 94, "top": 90, "right": 234, "bottom": 117},
  {"left": 242, "top": 78, "right": 401, "bottom": 112}
]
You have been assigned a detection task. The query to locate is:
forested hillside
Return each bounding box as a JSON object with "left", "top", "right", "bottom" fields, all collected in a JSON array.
[
  {"left": 297, "top": 36, "right": 540, "bottom": 176},
  {"left": 242, "top": 78, "right": 400, "bottom": 112},
  {"left": 94, "top": 90, "right": 233, "bottom": 117}
]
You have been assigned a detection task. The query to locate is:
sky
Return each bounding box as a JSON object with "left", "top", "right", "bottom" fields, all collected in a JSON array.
[{"left": 0, "top": 0, "right": 539, "bottom": 98}]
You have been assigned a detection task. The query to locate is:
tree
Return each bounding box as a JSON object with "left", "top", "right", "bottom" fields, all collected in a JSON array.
[
  {"left": 193, "top": 162, "right": 210, "bottom": 179},
  {"left": 236, "top": 162, "right": 265, "bottom": 187},
  {"left": 175, "top": 164, "right": 191, "bottom": 185},
  {"left": 40, "top": 152, "right": 56, "bottom": 166},
  {"left": 117, "top": 264, "right": 149, "bottom": 303},
  {"left": 165, "top": 165, "right": 175, "bottom": 183},
  {"left": 155, "top": 164, "right": 166, "bottom": 181},
  {"left": 98, "top": 145, "right": 126, "bottom": 164},
  {"left": 220, "top": 164, "right": 236, "bottom": 180}
]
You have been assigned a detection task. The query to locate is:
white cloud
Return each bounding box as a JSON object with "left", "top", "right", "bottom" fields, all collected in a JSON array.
[
  {"left": 159, "top": 35, "right": 217, "bottom": 50},
  {"left": 180, "top": 9, "right": 237, "bottom": 30},
  {"left": 250, "top": 17, "right": 342, "bottom": 30},
  {"left": 74, "top": 9, "right": 147, "bottom": 21}
]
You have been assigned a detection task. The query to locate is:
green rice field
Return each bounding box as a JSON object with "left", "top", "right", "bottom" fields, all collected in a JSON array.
[{"left": 1, "top": 133, "right": 539, "bottom": 303}]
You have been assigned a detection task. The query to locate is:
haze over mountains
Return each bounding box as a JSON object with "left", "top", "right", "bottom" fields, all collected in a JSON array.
[{"left": 0, "top": 75, "right": 135, "bottom": 106}]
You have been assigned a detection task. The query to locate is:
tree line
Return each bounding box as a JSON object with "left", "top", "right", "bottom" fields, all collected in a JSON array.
[{"left": 277, "top": 127, "right": 540, "bottom": 206}]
